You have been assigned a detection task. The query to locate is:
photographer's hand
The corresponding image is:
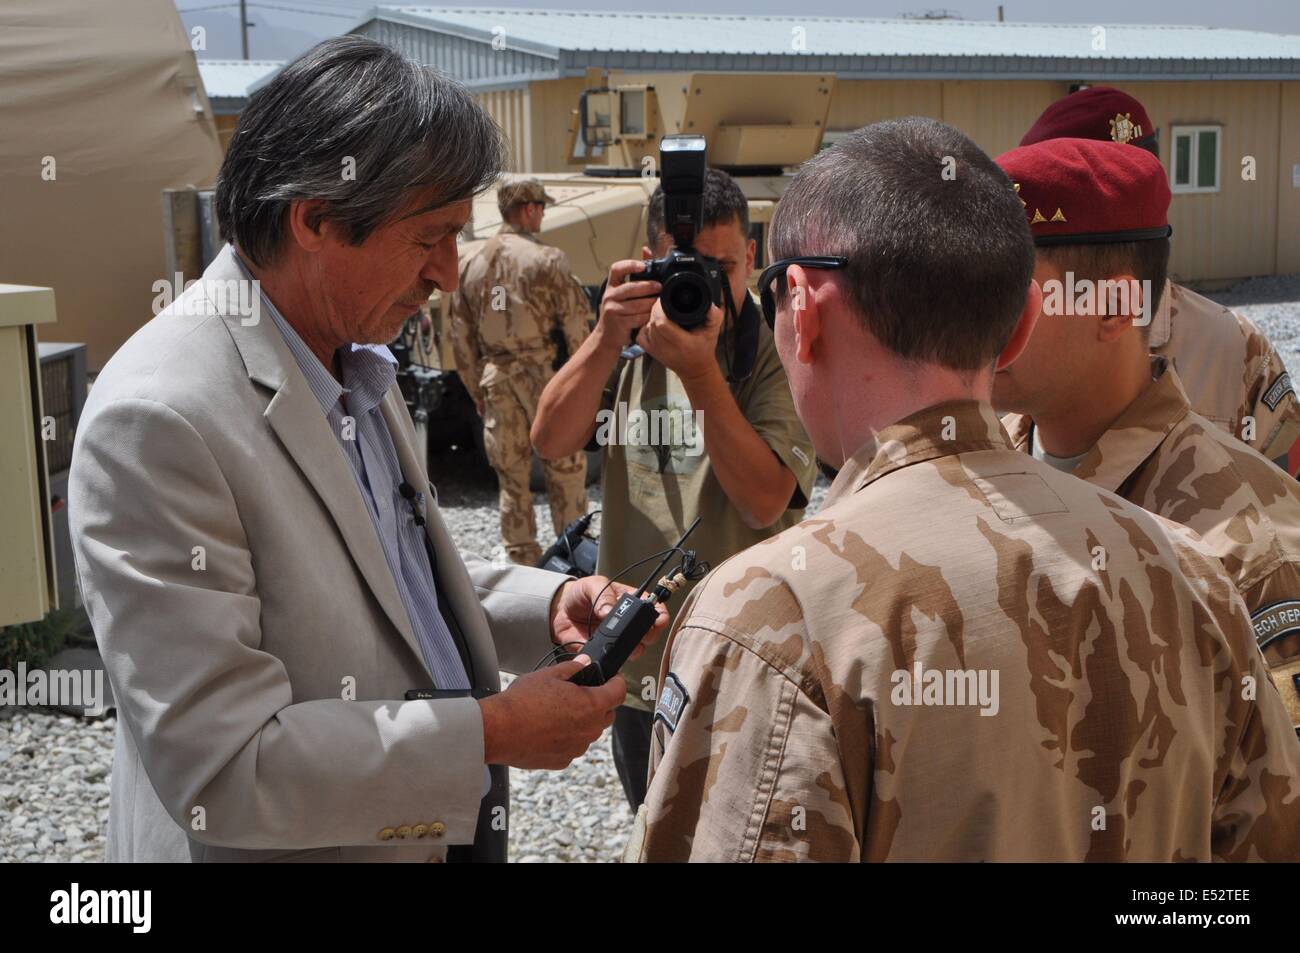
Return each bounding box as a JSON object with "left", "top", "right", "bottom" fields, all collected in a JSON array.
[
  {"left": 637, "top": 300, "right": 724, "bottom": 383},
  {"left": 595, "top": 259, "right": 662, "bottom": 352},
  {"left": 532, "top": 258, "right": 660, "bottom": 459}
]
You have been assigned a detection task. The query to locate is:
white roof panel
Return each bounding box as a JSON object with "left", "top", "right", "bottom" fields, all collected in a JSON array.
[
  {"left": 375, "top": 8, "right": 1300, "bottom": 60},
  {"left": 198, "top": 60, "right": 285, "bottom": 100}
]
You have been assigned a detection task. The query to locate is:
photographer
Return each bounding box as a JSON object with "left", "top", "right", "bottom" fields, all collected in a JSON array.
[{"left": 532, "top": 167, "right": 817, "bottom": 809}]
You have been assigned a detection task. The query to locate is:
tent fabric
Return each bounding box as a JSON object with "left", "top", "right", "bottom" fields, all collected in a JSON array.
[{"left": 0, "top": 1, "right": 223, "bottom": 367}]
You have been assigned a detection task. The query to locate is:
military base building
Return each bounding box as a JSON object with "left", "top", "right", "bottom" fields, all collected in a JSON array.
[
  {"left": 333, "top": 7, "right": 1300, "bottom": 286},
  {"left": 197, "top": 60, "right": 285, "bottom": 151}
]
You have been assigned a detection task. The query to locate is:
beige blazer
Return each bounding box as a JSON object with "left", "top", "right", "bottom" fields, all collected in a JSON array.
[{"left": 69, "top": 246, "right": 564, "bottom": 862}]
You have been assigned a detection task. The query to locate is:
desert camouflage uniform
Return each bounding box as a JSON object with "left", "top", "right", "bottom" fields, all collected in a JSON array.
[
  {"left": 447, "top": 223, "right": 592, "bottom": 564},
  {"left": 628, "top": 401, "right": 1300, "bottom": 862},
  {"left": 1005, "top": 358, "right": 1300, "bottom": 732},
  {"left": 1152, "top": 280, "right": 1300, "bottom": 473}
]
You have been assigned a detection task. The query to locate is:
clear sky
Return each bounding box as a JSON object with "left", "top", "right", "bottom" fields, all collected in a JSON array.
[{"left": 177, "top": 0, "right": 1300, "bottom": 61}]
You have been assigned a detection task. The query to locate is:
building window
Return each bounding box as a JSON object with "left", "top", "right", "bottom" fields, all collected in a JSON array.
[{"left": 1170, "top": 125, "right": 1221, "bottom": 193}]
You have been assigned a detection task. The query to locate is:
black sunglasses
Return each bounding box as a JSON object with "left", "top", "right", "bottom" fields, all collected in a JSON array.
[{"left": 758, "top": 256, "right": 850, "bottom": 329}]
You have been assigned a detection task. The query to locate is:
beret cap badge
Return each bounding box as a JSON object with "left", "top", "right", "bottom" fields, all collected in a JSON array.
[{"left": 1109, "top": 112, "right": 1143, "bottom": 145}]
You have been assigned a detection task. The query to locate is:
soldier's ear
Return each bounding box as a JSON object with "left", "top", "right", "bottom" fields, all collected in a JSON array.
[
  {"left": 1096, "top": 273, "right": 1141, "bottom": 343},
  {"left": 641, "top": 246, "right": 654, "bottom": 260},
  {"left": 786, "top": 264, "right": 821, "bottom": 364},
  {"left": 996, "top": 279, "right": 1043, "bottom": 372}
]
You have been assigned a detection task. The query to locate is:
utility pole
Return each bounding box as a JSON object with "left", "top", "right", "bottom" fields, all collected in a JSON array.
[{"left": 240, "top": 0, "right": 250, "bottom": 60}]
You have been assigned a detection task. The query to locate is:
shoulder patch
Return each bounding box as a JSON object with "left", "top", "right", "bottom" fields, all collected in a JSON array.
[
  {"left": 1251, "top": 599, "right": 1300, "bottom": 650},
  {"left": 791, "top": 444, "right": 810, "bottom": 467},
  {"left": 1263, "top": 372, "right": 1294, "bottom": 412},
  {"left": 654, "top": 672, "right": 690, "bottom": 733}
]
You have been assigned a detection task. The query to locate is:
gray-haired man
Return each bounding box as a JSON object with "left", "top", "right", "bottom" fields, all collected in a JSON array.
[{"left": 69, "top": 36, "right": 664, "bottom": 863}]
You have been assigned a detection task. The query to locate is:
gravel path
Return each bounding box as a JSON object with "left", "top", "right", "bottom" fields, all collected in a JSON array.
[
  {"left": 0, "top": 711, "right": 113, "bottom": 862},
  {"left": 3, "top": 273, "right": 1294, "bottom": 863},
  {"left": 1208, "top": 273, "right": 1300, "bottom": 372}
]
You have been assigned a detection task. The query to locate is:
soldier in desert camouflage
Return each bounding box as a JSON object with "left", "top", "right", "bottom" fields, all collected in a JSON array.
[
  {"left": 995, "top": 137, "right": 1300, "bottom": 733},
  {"left": 629, "top": 118, "right": 1300, "bottom": 862},
  {"left": 1019, "top": 86, "right": 1300, "bottom": 473},
  {"left": 446, "top": 178, "right": 592, "bottom": 564}
]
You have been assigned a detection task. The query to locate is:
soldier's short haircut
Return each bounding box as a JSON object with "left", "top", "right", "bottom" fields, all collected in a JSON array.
[
  {"left": 770, "top": 117, "right": 1035, "bottom": 372},
  {"left": 1038, "top": 239, "right": 1171, "bottom": 338},
  {"left": 217, "top": 36, "right": 507, "bottom": 267},
  {"left": 646, "top": 168, "right": 750, "bottom": 248}
]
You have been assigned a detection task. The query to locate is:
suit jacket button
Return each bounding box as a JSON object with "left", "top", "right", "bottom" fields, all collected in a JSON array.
[
  {"left": 428, "top": 822, "right": 447, "bottom": 838},
  {"left": 378, "top": 827, "right": 396, "bottom": 841},
  {"left": 413, "top": 824, "right": 429, "bottom": 838},
  {"left": 396, "top": 825, "right": 412, "bottom": 839}
]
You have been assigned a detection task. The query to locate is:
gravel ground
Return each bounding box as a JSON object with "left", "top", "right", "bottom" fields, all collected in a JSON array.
[
  {"left": 1207, "top": 273, "right": 1300, "bottom": 371},
  {"left": 3, "top": 272, "right": 1295, "bottom": 864},
  {"left": 0, "top": 711, "right": 113, "bottom": 863}
]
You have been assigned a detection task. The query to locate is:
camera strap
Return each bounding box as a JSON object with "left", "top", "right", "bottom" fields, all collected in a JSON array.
[{"left": 721, "top": 280, "right": 758, "bottom": 386}]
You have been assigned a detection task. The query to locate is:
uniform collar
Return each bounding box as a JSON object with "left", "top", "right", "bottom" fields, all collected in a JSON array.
[
  {"left": 823, "top": 400, "right": 1010, "bottom": 507},
  {"left": 1146, "top": 278, "right": 1175, "bottom": 349},
  {"left": 498, "top": 222, "right": 536, "bottom": 241},
  {"left": 1003, "top": 357, "right": 1193, "bottom": 494}
]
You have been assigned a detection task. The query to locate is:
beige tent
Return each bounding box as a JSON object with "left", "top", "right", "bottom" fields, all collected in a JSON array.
[{"left": 0, "top": 0, "right": 223, "bottom": 368}]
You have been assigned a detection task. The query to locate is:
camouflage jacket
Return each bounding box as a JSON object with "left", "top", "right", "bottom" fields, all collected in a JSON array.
[
  {"left": 445, "top": 223, "right": 591, "bottom": 405},
  {"left": 1004, "top": 360, "right": 1300, "bottom": 731},
  {"left": 1152, "top": 280, "right": 1300, "bottom": 471},
  {"left": 630, "top": 401, "right": 1300, "bottom": 862}
]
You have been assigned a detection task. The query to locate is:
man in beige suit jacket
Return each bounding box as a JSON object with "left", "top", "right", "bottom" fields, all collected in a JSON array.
[{"left": 68, "top": 37, "right": 659, "bottom": 863}]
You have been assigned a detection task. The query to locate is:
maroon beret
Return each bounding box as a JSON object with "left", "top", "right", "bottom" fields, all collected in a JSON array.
[
  {"left": 1021, "top": 86, "right": 1156, "bottom": 149},
  {"left": 995, "top": 138, "right": 1172, "bottom": 247}
]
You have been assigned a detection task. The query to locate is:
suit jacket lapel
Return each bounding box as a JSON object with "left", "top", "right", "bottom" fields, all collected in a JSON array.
[
  {"left": 380, "top": 391, "right": 499, "bottom": 688},
  {"left": 204, "top": 247, "right": 425, "bottom": 668}
]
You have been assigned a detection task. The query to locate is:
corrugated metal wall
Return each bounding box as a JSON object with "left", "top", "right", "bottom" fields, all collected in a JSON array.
[
  {"left": 355, "top": 19, "right": 556, "bottom": 84},
  {"left": 1278, "top": 83, "right": 1300, "bottom": 275},
  {"left": 474, "top": 80, "right": 590, "bottom": 173},
  {"left": 493, "top": 73, "right": 1295, "bottom": 280},
  {"left": 1130, "top": 81, "right": 1282, "bottom": 282},
  {"left": 827, "top": 78, "right": 1294, "bottom": 282},
  {"left": 478, "top": 86, "right": 531, "bottom": 172}
]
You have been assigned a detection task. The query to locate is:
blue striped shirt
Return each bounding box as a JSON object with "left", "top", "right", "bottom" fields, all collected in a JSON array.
[{"left": 237, "top": 257, "right": 470, "bottom": 691}]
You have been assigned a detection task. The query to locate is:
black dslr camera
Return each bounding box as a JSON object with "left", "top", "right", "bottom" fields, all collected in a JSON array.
[{"left": 640, "top": 136, "right": 723, "bottom": 330}]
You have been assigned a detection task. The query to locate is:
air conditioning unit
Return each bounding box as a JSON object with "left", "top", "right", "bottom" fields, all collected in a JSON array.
[{"left": 0, "top": 285, "right": 59, "bottom": 627}]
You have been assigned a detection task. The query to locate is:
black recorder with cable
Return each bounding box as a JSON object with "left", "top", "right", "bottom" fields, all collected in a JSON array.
[
  {"left": 537, "top": 511, "right": 600, "bottom": 577},
  {"left": 566, "top": 518, "right": 706, "bottom": 687}
]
